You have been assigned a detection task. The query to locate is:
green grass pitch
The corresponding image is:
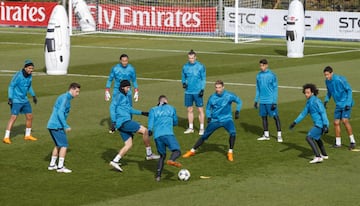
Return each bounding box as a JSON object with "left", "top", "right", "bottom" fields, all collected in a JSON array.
[{"left": 0, "top": 28, "right": 359, "bottom": 206}]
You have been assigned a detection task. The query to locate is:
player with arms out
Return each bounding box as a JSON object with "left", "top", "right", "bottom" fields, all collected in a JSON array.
[
  {"left": 109, "top": 80, "right": 159, "bottom": 172},
  {"left": 47, "top": 82, "right": 81, "bottom": 173},
  {"left": 183, "top": 80, "right": 242, "bottom": 162},
  {"left": 323, "top": 66, "right": 356, "bottom": 150},
  {"left": 181, "top": 49, "right": 206, "bottom": 135},
  {"left": 148, "top": 95, "right": 182, "bottom": 182},
  {"left": 289, "top": 83, "right": 329, "bottom": 164},
  {"left": 105, "top": 54, "right": 139, "bottom": 133},
  {"left": 254, "top": 59, "right": 283, "bottom": 143},
  {"left": 3, "top": 59, "right": 38, "bottom": 144}
]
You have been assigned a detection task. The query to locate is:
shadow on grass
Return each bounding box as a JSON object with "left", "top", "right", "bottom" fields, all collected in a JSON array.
[
  {"left": 280, "top": 141, "right": 314, "bottom": 160},
  {"left": 99, "top": 117, "right": 112, "bottom": 129},
  {"left": 240, "top": 122, "right": 263, "bottom": 137}
]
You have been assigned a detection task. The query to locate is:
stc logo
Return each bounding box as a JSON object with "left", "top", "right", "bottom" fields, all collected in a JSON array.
[{"left": 339, "top": 17, "right": 360, "bottom": 29}]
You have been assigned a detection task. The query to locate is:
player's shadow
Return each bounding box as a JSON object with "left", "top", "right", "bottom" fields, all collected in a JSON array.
[
  {"left": 240, "top": 122, "right": 263, "bottom": 138},
  {"left": 43, "top": 149, "right": 73, "bottom": 162},
  {"left": 99, "top": 117, "right": 112, "bottom": 129},
  {"left": 274, "top": 49, "right": 287, "bottom": 56},
  {"left": 178, "top": 116, "right": 190, "bottom": 130},
  {"left": 101, "top": 148, "right": 161, "bottom": 174},
  {"left": 7, "top": 124, "right": 27, "bottom": 138},
  {"left": 299, "top": 130, "right": 334, "bottom": 147},
  {"left": 280, "top": 140, "right": 314, "bottom": 160},
  {"left": 195, "top": 142, "right": 228, "bottom": 159}
]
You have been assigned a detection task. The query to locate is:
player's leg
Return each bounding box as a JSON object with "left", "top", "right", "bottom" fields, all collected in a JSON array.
[
  {"left": 3, "top": 103, "right": 22, "bottom": 144},
  {"left": 223, "top": 121, "right": 236, "bottom": 161},
  {"left": 52, "top": 129, "right": 71, "bottom": 173},
  {"left": 332, "top": 107, "right": 342, "bottom": 147},
  {"left": 165, "top": 135, "right": 182, "bottom": 167},
  {"left": 136, "top": 124, "right": 160, "bottom": 160},
  {"left": 184, "top": 94, "right": 194, "bottom": 134},
  {"left": 48, "top": 129, "right": 60, "bottom": 170},
  {"left": 155, "top": 138, "right": 166, "bottom": 181},
  {"left": 257, "top": 104, "right": 270, "bottom": 140},
  {"left": 341, "top": 108, "right": 356, "bottom": 149},
  {"left": 315, "top": 139, "right": 328, "bottom": 159},
  {"left": 183, "top": 122, "right": 219, "bottom": 158},
  {"left": 306, "top": 127, "right": 323, "bottom": 163},
  {"left": 195, "top": 95, "right": 205, "bottom": 135},
  {"left": 22, "top": 102, "right": 37, "bottom": 140},
  {"left": 108, "top": 100, "right": 116, "bottom": 133},
  {"left": 273, "top": 115, "right": 283, "bottom": 142}
]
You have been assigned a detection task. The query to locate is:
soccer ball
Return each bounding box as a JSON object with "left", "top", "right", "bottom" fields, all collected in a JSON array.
[{"left": 178, "top": 169, "right": 191, "bottom": 181}]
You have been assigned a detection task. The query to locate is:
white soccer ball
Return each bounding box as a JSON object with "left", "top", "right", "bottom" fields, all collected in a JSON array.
[{"left": 178, "top": 169, "right": 191, "bottom": 181}]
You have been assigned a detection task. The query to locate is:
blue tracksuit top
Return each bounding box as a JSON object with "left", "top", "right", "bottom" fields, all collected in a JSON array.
[
  {"left": 47, "top": 92, "right": 73, "bottom": 129},
  {"left": 294, "top": 95, "right": 329, "bottom": 128},
  {"left": 8, "top": 69, "right": 36, "bottom": 103},
  {"left": 254, "top": 68, "right": 278, "bottom": 104},
  {"left": 148, "top": 104, "right": 178, "bottom": 139},
  {"left": 206, "top": 90, "right": 242, "bottom": 123},
  {"left": 105, "top": 63, "right": 138, "bottom": 96},
  {"left": 112, "top": 92, "right": 141, "bottom": 128},
  {"left": 324, "top": 74, "right": 353, "bottom": 108},
  {"left": 181, "top": 60, "right": 206, "bottom": 94}
]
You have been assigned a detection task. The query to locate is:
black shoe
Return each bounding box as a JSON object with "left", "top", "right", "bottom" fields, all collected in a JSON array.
[
  {"left": 332, "top": 144, "right": 341, "bottom": 148},
  {"left": 349, "top": 143, "right": 356, "bottom": 150},
  {"left": 109, "top": 123, "right": 116, "bottom": 134}
]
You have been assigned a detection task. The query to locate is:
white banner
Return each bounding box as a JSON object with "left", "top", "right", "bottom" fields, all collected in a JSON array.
[{"left": 224, "top": 7, "right": 360, "bottom": 40}]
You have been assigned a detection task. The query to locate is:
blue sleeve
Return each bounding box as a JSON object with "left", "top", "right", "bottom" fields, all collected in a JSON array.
[
  {"left": 105, "top": 67, "right": 115, "bottom": 88},
  {"left": 173, "top": 107, "right": 178, "bottom": 126},
  {"left": 148, "top": 108, "right": 154, "bottom": 131},
  {"left": 254, "top": 74, "right": 259, "bottom": 102},
  {"left": 28, "top": 79, "right": 36, "bottom": 97},
  {"left": 8, "top": 73, "right": 19, "bottom": 99},
  {"left": 341, "top": 77, "right": 353, "bottom": 106},
  {"left": 294, "top": 106, "right": 308, "bottom": 124},
  {"left": 201, "top": 64, "right": 206, "bottom": 90},
  {"left": 234, "top": 95, "right": 242, "bottom": 112},
  {"left": 130, "top": 65, "right": 138, "bottom": 89},
  {"left": 324, "top": 81, "right": 331, "bottom": 103},
  {"left": 206, "top": 96, "right": 212, "bottom": 118},
  {"left": 181, "top": 65, "right": 186, "bottom": 84},
  {"left": 272, "top": 74, "right": 278, "bottom": 103},
  {"left": 318, "top": 100, "right": 329, "bottom": 126},
  {"left": 57, "top": 96, "right": 70, "bottom": 129},
  {"left": 131, "top": 108, "right": 142, "bottom": 115}
]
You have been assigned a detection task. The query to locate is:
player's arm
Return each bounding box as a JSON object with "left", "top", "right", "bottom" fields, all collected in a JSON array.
[
  {"left": 272, "top": 74, "right": 278, "bottom": 103},
  {"left": 148, "top": 109, "right": 154, "bottom": 133},
  {"left": 173, "top": 107, "right": 178, "bottom": 126},
  {"left": 294, "top": 106, "right": 309, "bottom": 125},
  {"left": 318, "top": 101, "right": 329, "bottom": 127},
  {"left": 342, "top": 78, "right": 353, "bottom": 107},
  {"left": 105, "top": 68, "right": 115, "bottom": 101},
  {"left": 200, "top": 65, "right": 206, "bottom": 90},
  {"left": 57, "top": 98, "right": 70, "bottom": 129},
  {"left": 181, "top": 66, "right": 187, "bottom": 88}
]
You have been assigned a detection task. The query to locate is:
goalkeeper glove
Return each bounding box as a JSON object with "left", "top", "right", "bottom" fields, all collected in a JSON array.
[
  {"left": 32, "top": 96, "right": 38, "bottom": 104},
  {"left": 105, "top": 88, "right": 111, "bottom": 101},
  {"left": 199, "top": 90, "right": 204, "bottom": 97},
  {"left": 134, "top": 89, "right": 139, "bottom": 102},
  {"left": 254, "top": 102, "right": 258, "bottom": 109},
  {"left": 289, "top": 122, "right": 296, "bottom": 130},
  {"left": 235, "top": 111, "right": 240, "bottom": 119},
  {"left": 8, "top": 98, "right": 13, "bottom": 108},
  {"left": 322, "top": 125, "right": 329, "bottom": 134},
  {"left": 141, "top": 111, "right": 149, "bottom": 117}
]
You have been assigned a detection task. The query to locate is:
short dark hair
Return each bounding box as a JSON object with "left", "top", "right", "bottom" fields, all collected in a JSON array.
[
  {"left": 69, "top": 82, "right": 81, "bottom": 90},
  {"left": 259, "top": 59, "right": 268, "bottom": 65},
  {"left": 120, "top": 54, "right": 129, "bottom": 60},
  {"left": 215, "top": 80, "right": 224, "bottom": 86},
  {"left": 323, "top": 66, "right": 333, "bottom": 73},
  {"left": 302, "top": 83, "right": 319, "bottom": 96},
  {"left": 188, "top": 49, "right": 196, "bottom": 56}
]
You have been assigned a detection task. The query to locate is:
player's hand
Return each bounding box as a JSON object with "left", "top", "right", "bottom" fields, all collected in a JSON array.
[
  {"left": 148, "top": 130, "right": 153, "bottom": 136},
  {"left": 207, "top": 118, "right": 211, "bottom": 124},
  {"left": 324, "top": 101, "right": 327, "bottom": 109},
  {"left": 134, "top": 89, "right": 139, "bottom": 102},
  {"left": 105, "top": 88, "right": 111, "bottom": 101},
  {"left": 65, "top": 128, "right": 71, "bottom": 133},
  {"left": 254, "top": 102, "right": 258, "bottom": 109},
  {"left": 141, "top": 111, "right": 149, "bottom": 117},
  {"left": 32, "top": 96, "right": 38, "bottom": 104},
  {"left": 234, "top": 111, "right": 240, "bottom": 119},
  {"left": 322, "top": 125, "right": 329, "bottom": 134},
  {"left": 198, "top": 90, "right": 204, "bottom": 97},
  {"left": 8, "top": 98, "right": 13, "bottom": 108},
  {"left": 271, "top": 104, "right": 277, "bottom": 111},
  {"left": 345, "top": 105, "right": 350, "bottom": 111},
  {"left": 289, "top": 122, "right": 296, "bottom": 130},
  {"left": 182, "top": 83, "right": 187, "bottom": 89}
]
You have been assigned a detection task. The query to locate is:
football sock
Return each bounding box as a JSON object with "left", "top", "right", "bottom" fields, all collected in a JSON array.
[
  {"left": 306, "top": 136, "right": 320, "bottom": 157},
  {"left": 349, "top": 135, "right": 355, "bottom": 143},
  {"left": 228, "top": 149, "right": 233, "bottom": 153},
  {"left": 113, "top": 154, "right": 121, "bottom": 162},
  {"left": 50, "top": 156, "right": 58, "bottom": 166},
  {"left": 4, "top": 130, "right": 10, "bottom": 138},
  {"left": 193, "top": 138, "right": 205, "bottom": 150},
  {"left": 336, "top": 137, "right": 341, "bottom": 145},
  {"left": 264, "top": 131, "right": 269, "bottom": 137},
  {"left": 274, "top": 116, "right": 281, "bottom": 131},
  {"left": 170, "top": 150, "right": 181, "bottom": 161},
  {"left": 262, "top": 116, "right": 268, "bottom": 131},
  {"left": 25, "top": 128, "right": 31, "bottom": 136},
  {"left": 200, "top": 123, "right": 204, "bottom": 130},
  {"left": 58, "top": 157, "right": 65, "bottom": 168},
  {"left": 156, "top": 155, "right": 165, "bottom": 177},
  {"left": 190, "top": 148, "right": 196, "bottom": 153},
  {"left": 189, "top": 123, "right": 193, "bottom": 129},
  {"left": 229, "top": 135, "right": 235, "bottom": 149},
  {"left": 315, "top": 139, "right": 327, "bottom": 156},
  {"left": 277, "top": 131, "right": 282, "bottom": 137},
  {"left": 146, "top": 146, "right": 152, "bottom": 156}
]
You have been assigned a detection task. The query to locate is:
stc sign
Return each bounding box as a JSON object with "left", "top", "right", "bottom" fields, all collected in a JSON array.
[{"left": 225, "top": 7, "right": 360, "bottom": 40}]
